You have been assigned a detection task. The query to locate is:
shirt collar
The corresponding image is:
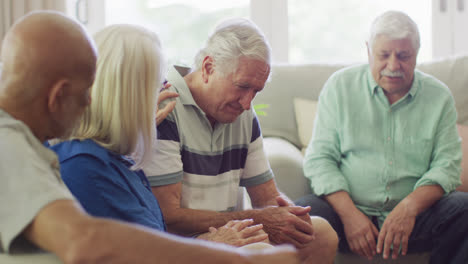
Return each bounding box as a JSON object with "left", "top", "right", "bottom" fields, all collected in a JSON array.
[
  {"left": 366, "top": 66, "right": 379, "bottom": 95},
  {"left": 167, "top": 65, "right": 199, "bottom": 107},
  {"left": 0, "top": 109, "right": 62, "bottom": 180}
]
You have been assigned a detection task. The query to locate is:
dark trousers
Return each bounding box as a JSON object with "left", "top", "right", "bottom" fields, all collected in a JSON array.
[{"left": 295, "top": 192, "right": 468, "bottom": 264}]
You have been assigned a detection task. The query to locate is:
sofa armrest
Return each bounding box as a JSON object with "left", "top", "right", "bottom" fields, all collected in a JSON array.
[{"left": 263, "top": 137, "right": 312, "bottom": 200}]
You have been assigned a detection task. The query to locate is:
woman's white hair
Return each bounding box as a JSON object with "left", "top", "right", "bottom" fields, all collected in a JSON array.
[
  {"left": 193, "top": 18, "right": 271, "bottom": 76},
  {"left": 368, "top": 10, "right": 420, "bottom": 52},
  {"left": 70, "top": 24, "right": 165, "bottom": 170}
]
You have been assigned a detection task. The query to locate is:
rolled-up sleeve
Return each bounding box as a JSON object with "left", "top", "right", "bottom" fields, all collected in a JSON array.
[{"left": 415, "top": 97, "right": 462, "bottom": 193}]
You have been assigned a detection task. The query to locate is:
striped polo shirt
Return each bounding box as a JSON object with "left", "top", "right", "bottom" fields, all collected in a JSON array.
[{"left": 144, "top": 66, "right": 274, "bottom": 212}]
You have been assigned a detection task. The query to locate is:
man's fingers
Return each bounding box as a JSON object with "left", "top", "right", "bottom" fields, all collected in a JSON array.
[
  {"left": 282, "top": 227, "right": 315, "bottom": 244},
  {"left": 401, "top": 235, "right": 409, "bottom": 256},
  {"left": 376, "top": 228, "right": 385, "bottom": 254},
  {"left": 383, "top": 231, "right": 393, "bottom": 259},
  {"left": 350, "top": 240, "right": 366, "bottom": 257},
  {"left": 372, "top": 224, "right": 379, "bottom": 237},
  {"left": 276, "top": 196, "right": 290, "bottom": 207},
  {"left": 391, "top": 233, "right": 402, "bottom": 259},
  {"left": 358, "top": 237, "right": 372, "bottom": 258},
  {"left": 366, "top": 232, "right": 377, "bottom": 255},
  {"left": 292, "top": 217, "right": 314, "bottom": 236},
  {"left": 289, "top": 206, "right": 311, "bottom": 216}
]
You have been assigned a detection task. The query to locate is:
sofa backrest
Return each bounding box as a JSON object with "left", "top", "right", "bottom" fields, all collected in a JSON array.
[
  {"left": 254, "top": 55, "right": 468, "bottom": 147},
  {"left": 255, "top": 63, "right": 345, "bottom": 147}
]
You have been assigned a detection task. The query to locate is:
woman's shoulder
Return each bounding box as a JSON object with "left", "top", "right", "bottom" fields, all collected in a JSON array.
[{"left": 51, "top": 139, "right": 111, "bottom": 165}]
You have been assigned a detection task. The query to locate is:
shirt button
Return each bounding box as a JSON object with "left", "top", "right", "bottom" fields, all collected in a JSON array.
[
  {"left": 389, "top": 161, "right": 393, "bottom": 165},
  {"left": 386, "top": 186, "right": 390, "bottom": 191},
  {"left": 387, "top": 137, "right": 391, "bottom": 141}
]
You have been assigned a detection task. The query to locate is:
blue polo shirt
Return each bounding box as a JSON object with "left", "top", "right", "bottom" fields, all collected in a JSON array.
[{"left": 51, "top": 139, "right": 166, "bottom": 231}]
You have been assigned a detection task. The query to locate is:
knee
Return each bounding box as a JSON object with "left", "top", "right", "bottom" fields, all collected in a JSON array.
[
  {"left": 297, "top": 216, "right": 338, "bottom": 263},
  {"left": 311, "top": 216, "right": 339, "bottom": 254},
  {"left": 444, "top": 192, "right": 468, "bottom": 213}
]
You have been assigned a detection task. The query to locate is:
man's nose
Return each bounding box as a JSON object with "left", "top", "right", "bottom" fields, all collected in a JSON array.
[
  {"left": 387, "top": 54, "right": 400, "bottom": 71},
  {"left": 239, "top": 90, "right": 255, "bottom": 110}
]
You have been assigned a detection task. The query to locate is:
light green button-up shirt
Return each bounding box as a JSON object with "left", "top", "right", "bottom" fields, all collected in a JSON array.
[{"left": 304, "top": 64, "right": 462, "bottom": 224}]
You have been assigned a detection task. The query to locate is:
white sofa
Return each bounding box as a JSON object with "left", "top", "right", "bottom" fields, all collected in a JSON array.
[{"left": 254, "top": 55, "right": 468, "bottom": 263}]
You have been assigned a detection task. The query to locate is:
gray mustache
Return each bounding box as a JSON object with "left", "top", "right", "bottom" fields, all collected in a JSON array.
[{"left": 381, "top": 69, "right": 404, "bottom": 78}]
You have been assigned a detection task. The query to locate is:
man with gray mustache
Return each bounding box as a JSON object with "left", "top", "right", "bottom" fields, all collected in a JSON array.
[{"left": 296, "top": 10, "right": 468, "bottom": 263}]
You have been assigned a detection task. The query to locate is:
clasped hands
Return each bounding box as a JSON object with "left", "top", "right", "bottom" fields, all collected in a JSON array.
[
  {"left": 198, "top": 197, "right": 315, "bottom": 248},
  {"left": 253, "top": 196, "right": 316, "bottom": 248},
  {"left": 342, "top": 201, "right": 416, "bottom": 260}
]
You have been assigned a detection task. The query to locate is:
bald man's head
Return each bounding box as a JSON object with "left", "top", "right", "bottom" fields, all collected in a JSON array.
[
  {"left": 0, "top": 11, "right": 97, "bottom": 101},
  {"left": 0, "top": 11, "right": 97, "bottom": 141}
]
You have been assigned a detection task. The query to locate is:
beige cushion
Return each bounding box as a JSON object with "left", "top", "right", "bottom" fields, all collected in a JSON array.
[
  {"left": 457, "top": 124, "right": 468, "bottom": 192},
  {"left": 417, "top": 55, "right": 468, "bottom": 126},
  {"left": 293, "top": 97, "right": 318, "bottom": 152}
]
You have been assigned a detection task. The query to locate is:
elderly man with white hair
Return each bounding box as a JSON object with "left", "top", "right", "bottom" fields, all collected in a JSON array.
[
  {"left": 297, "top": 10, "right": 468, "bottom": 263},
  {"left": 144, "top": 18, "right": 339, "bottom": 264}
]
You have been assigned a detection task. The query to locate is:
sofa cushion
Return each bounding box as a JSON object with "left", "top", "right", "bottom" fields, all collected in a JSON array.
[
  {"left": 263, "top": 137, "right": 311, "bottom": 199},
  {"left": 293, "top": 97, "right": 318, "bottom": 151}
]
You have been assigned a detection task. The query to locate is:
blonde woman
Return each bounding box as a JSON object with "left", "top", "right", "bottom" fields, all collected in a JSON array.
[{"left": 50, "top": 24, "right": 268, "bottom": 247}]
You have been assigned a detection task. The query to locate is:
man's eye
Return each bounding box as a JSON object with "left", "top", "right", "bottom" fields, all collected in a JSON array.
[{"left": 399, "top": 55, "right": 410, "bottom": 61}]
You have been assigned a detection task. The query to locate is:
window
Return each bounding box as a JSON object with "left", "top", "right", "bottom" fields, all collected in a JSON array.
[
  {"left": 72, "top": 0, "right": 444, "bottom": 65},
  {"left": 105, "top": 0, "right": 249, "bottom": 66},
  {"left": 288, "top": 0, "right": 432, "bottom": 64}
]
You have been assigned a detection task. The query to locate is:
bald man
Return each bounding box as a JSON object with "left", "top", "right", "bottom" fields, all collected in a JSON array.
[{"left": 0, "top": 11, "right": 300, "bottom": 264}]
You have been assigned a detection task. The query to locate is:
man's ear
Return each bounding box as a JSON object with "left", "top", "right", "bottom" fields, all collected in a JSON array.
[
  {"left": 47, "top": 79, "right": 70, "bottom": 113},
  {"left": 201, "top": 56, "right": 214, "bottom": 83}
]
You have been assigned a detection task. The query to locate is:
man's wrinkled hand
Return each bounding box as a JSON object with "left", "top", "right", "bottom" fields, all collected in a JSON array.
[
  {"left": 276, "top": 196, "right": 312, "bottom": 225},
  {"left": 341, "top": 208, "right": 379, "bottom": 260},
  {"left": 256, "top": 205, "right": 314, "bottom": 247},
  {"left": 377, "top": 200, "right": 416, "bottom": 260}
]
